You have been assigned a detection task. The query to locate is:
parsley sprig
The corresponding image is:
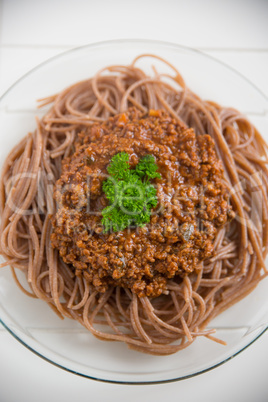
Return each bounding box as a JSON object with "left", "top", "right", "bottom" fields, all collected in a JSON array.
[{"left": 101, "top": 152, "right": 161, "bottom": 233}]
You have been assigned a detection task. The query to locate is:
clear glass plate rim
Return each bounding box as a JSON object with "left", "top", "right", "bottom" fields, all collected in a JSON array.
[
  {"left": 1, "top": 316, "right": 267, "bottom": 385},
  {"left": 0, "top": 38, "right": 267, "bottom": 105}
]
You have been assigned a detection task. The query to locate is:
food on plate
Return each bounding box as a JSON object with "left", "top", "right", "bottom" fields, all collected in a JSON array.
[{"left": 0, "top": 55, "right": 267, "bottom": 355}]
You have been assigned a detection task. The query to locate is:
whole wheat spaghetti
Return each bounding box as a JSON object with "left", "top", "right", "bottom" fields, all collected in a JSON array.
[{"left": 0, "top": 54, "right": 267, "bottom": 355}]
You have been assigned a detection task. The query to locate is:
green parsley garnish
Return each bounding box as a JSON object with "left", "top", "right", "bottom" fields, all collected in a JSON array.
[{"left": 101, "top": 152, "right": 161, "bottom": 233}]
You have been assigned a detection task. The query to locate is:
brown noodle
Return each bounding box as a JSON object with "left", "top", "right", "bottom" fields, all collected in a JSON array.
[{"left": 0, "top": 54, "right": 268, "bottom": 355}]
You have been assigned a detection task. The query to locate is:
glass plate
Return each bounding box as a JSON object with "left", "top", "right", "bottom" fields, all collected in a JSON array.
[{"left": 0, "top": 39, "right": 267, "bottom": 384}]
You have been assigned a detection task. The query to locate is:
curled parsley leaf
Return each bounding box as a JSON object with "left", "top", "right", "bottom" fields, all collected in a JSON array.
[{"left": 101, "top": 153, "right": 160, "bottom": 233}]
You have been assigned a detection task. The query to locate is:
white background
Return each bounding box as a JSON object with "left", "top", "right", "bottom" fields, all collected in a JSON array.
[{"left": 0, "top": 0, "right": 268, "bottom": 401}]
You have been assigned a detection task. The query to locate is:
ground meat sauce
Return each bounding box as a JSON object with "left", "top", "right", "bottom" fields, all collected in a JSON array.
[{"left": 51, "top": 108, "right": 234, "bottom": 297}]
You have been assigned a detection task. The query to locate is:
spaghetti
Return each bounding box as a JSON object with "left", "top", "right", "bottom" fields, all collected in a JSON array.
[{"left": 0, "top": 54, "right": 267, "bottom": 355}]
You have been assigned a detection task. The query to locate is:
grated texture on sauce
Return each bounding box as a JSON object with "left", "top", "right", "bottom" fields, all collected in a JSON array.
[{"left": 51, "top": 108, "right": 234, "bottom": 297}]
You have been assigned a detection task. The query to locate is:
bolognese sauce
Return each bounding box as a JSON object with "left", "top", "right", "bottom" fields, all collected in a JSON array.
[{"left": 51, "top": 108, "right": 234, "bottom": 297}]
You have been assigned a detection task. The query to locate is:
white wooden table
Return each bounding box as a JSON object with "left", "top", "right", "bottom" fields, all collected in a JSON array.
[{"left": 0, "top": 1, "right": 267, "bottom": 401}]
